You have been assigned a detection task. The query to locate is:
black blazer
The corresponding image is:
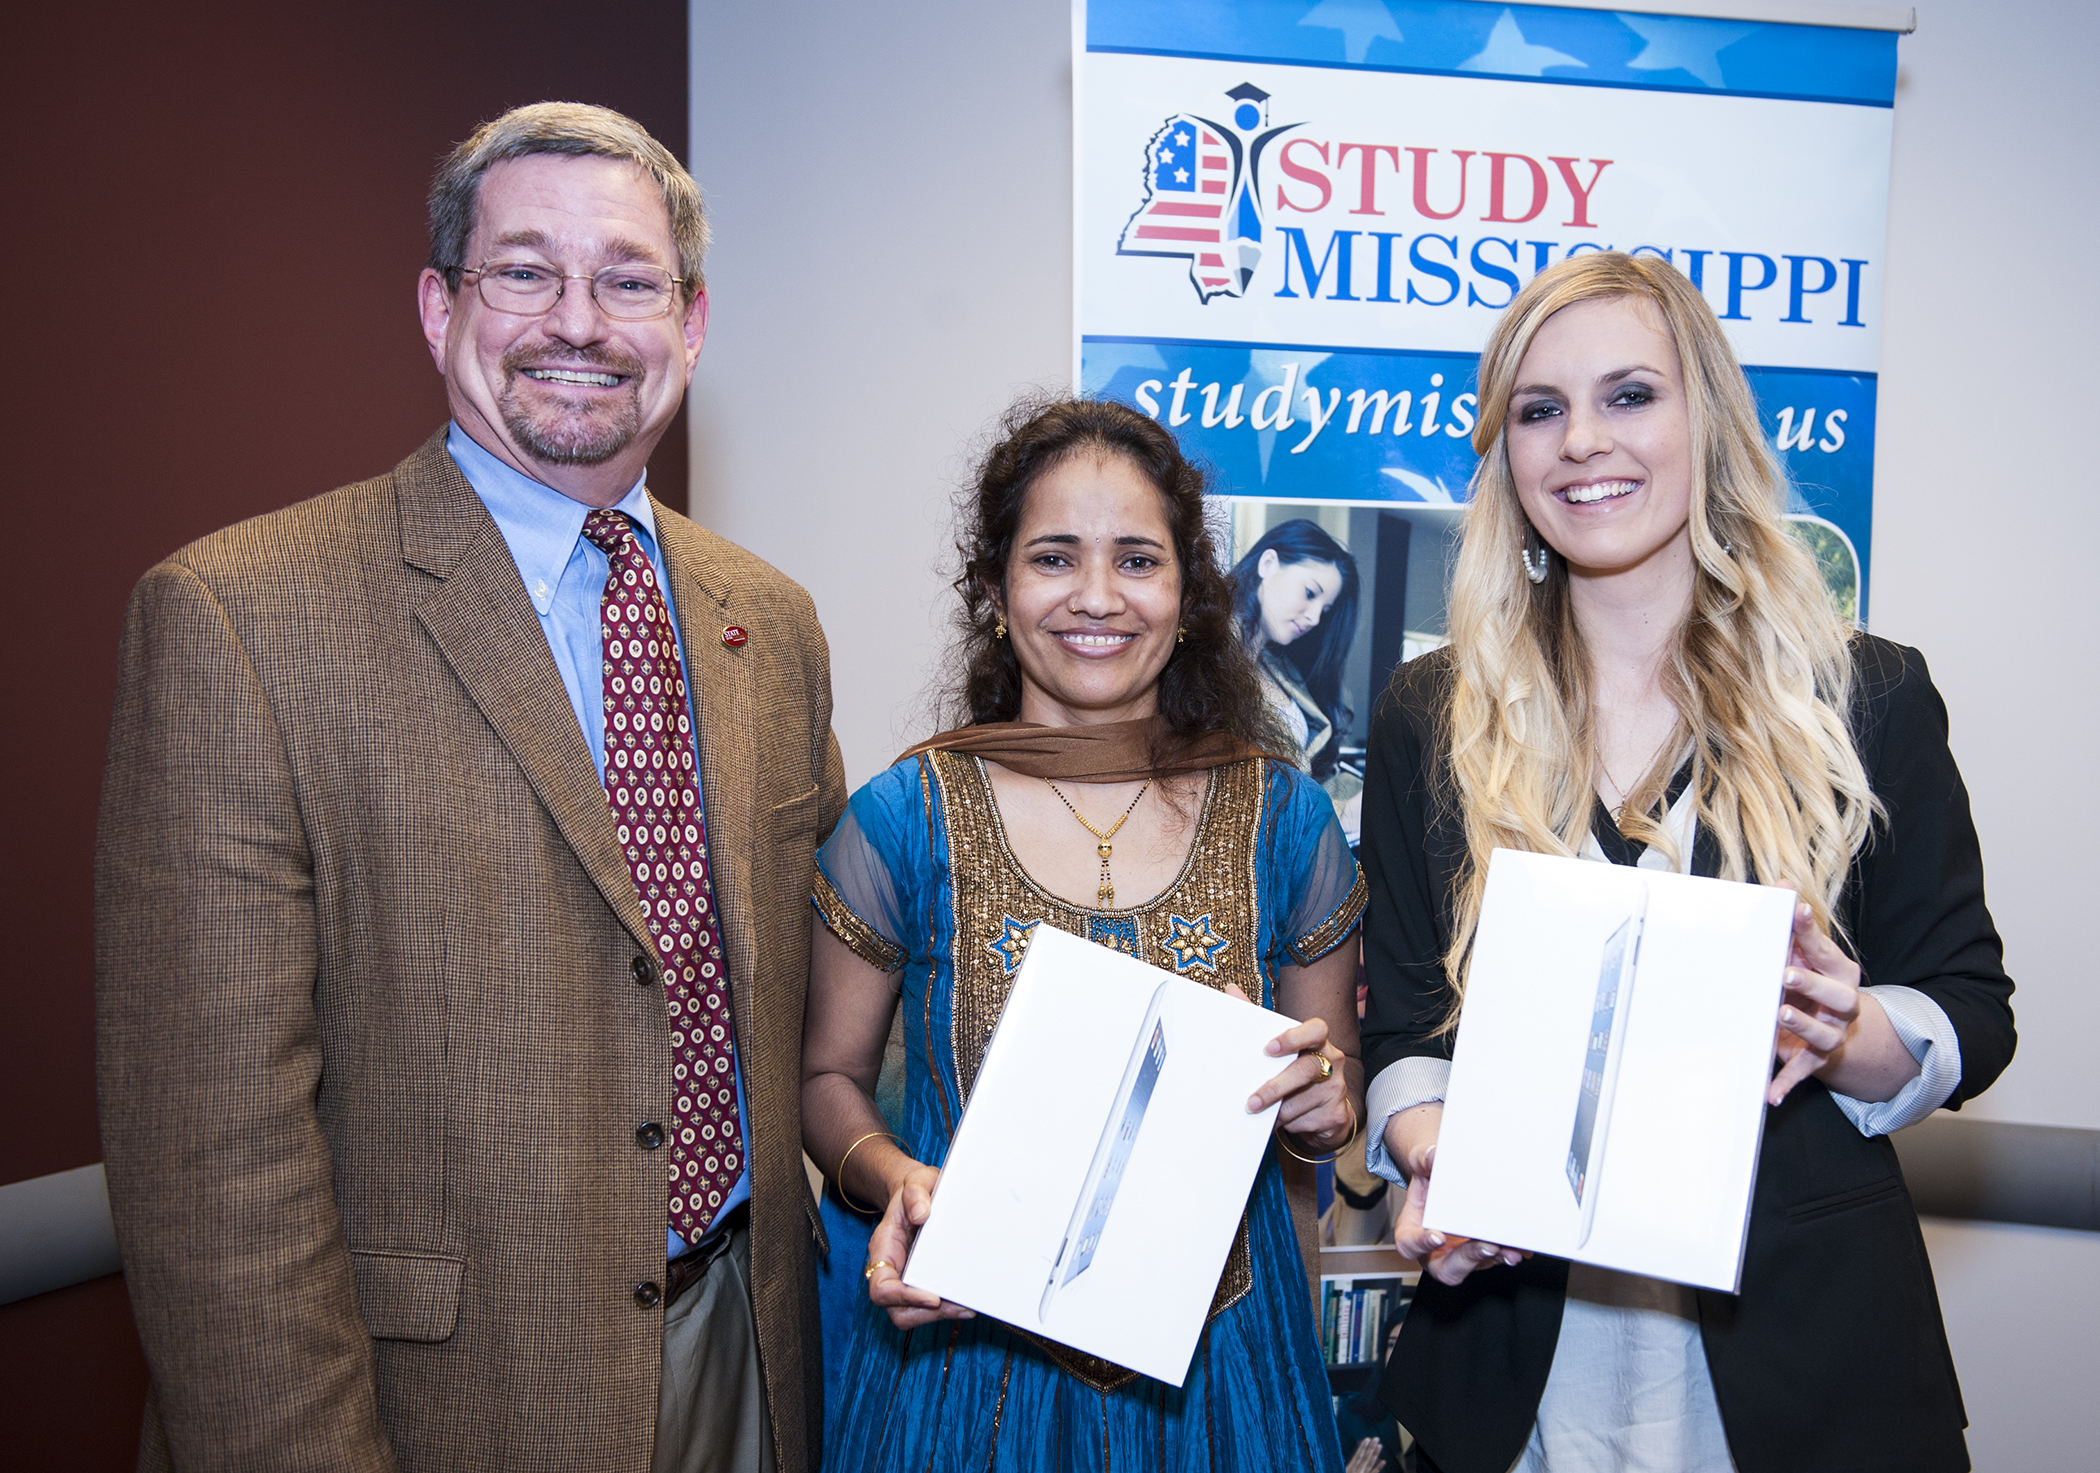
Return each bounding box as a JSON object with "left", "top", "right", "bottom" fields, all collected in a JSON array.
[{"left": 1359, "top": 636, "right": 2015, "bottom": 1473}]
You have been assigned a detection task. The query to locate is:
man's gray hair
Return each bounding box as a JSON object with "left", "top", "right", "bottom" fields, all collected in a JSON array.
[{"left": 429, "top": 101, "right": 708, "bottom": 293}]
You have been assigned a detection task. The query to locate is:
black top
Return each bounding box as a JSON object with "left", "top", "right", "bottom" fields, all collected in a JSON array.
[{"left": 1360, "top": 635, "right": 2015, "bottom": 1473}]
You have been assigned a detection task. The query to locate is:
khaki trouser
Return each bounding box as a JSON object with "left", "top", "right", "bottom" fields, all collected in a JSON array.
[{"left": 652, "top": 1213, "right": 776, "bottom": 1473}]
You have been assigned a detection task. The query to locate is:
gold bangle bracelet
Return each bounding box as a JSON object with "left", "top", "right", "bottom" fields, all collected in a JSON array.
[
  {"left": 1276, "top": 1098, "right": 1360, "bottom": 1166},
  {"left": 835, "top": 1129, "right": 900, "bottom": 1215}
]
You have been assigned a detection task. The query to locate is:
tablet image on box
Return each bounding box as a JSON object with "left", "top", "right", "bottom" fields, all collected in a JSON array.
[
  {"left": 900, "top": 924, "right": 1288, "bottom": 1385},
  {"left": 1566, "top": 889, "right": 1646, "bottom": 1248},
  {"left": 1423, "top": 850, "right": 1797, "bottom": 1291},
  {"left": 1043, "top": 984, "right": 1169, "bottom": 1319}
]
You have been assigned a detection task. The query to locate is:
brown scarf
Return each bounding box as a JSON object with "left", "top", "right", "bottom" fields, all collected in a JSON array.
[{"left": 895, "top": 718, "right": 1282, "bottom": 784}]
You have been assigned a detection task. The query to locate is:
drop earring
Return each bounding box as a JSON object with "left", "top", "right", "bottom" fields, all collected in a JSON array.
[
  {"left": 1177, "top": 626, "right": 1186, "bottom": 644},
  {"left": 1521, "top": 522, "right": 1551, "bottom": 585},
  {"left": 994, "top": 617, "right": 1006, "bottom": 639}
]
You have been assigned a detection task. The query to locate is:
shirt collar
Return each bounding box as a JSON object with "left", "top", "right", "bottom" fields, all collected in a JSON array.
[{"left": 446, "top": 422, "right": 657, "bottom": 616}]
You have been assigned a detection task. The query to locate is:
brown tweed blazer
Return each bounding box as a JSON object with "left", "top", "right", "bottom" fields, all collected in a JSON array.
[{"left": 94, "top": 430, "right": 846, "bottom": 1473}]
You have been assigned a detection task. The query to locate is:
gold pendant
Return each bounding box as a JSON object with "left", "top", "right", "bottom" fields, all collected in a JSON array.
[{"left": 1042, "top": 778, "right": 1148, "bottom": 914}]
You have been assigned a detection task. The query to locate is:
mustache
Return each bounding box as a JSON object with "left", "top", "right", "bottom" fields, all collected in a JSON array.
[{"left": 500, "top": 342, "right": 647, "bottom": 381}]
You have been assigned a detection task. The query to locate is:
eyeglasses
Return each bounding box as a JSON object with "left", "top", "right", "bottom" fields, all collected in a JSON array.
[{"left": 454, "top": 259, "right": 690, "bottom": 321}]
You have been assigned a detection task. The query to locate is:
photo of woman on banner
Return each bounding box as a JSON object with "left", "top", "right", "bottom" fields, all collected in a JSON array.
[
  {"left": 1357, "top": 252, "right": 2015, "bottom": 1473},
  {"left": 1231, "top": 518, "right": 1365, "bottom": 843},
  {"left": 802, "top": 397, "right": 1369, "bottom": 1470}
]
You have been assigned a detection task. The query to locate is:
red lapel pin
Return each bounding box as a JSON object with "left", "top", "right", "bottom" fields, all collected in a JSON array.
[{"left": 721, "top": 625, "right": 748, "bottom": 648}]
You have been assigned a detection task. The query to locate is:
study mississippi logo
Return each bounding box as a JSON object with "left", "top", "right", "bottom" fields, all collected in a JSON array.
[
  {"left": 1116, "top": 80, "right": 1863, "bottom": 333},
  {"left": 1115, "top": 79, "right": 1615, "bottom": 312},
  {"left": 1116, "top": 81, "right": 1294, "bottom": 304}
]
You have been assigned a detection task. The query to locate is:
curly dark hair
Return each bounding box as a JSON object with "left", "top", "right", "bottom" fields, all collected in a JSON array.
[{"left": 942, "top": 395, "right": 1290, "bottom": 768}]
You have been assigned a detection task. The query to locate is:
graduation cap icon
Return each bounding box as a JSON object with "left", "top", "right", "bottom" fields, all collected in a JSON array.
[{"left": 1224, "top": 82, "right": 1268, "bottom": 132}]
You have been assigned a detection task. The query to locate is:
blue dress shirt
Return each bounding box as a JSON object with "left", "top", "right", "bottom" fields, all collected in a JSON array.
[{"left": 447, "top": 424, "right": 750, "bottom": 1256}]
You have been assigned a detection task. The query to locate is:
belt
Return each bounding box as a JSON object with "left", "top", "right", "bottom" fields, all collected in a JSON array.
[{"left": 665, "top": 1203, "right": 748, "bottom": 1307}]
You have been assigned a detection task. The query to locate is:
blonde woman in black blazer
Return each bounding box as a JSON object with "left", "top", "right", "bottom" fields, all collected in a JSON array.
[{"left": 1357, "top": 253, "right": 2014, "bottom": 1473}]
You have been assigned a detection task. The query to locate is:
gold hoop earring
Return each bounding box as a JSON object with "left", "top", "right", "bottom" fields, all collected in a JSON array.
[{"left": 994, "top": 618, "right": 1006, "bottom": 639}]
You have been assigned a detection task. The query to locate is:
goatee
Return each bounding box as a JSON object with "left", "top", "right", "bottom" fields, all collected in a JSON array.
[{"left": 498, "top": 344, "right": 647, "bottom": 466}]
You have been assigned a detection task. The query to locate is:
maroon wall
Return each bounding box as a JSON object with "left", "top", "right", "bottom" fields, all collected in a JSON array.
[{"left": 0, "top": 2, "right": 688, "bottom": 1462}]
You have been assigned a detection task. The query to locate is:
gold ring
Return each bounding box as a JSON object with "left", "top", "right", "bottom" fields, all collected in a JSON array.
[
  {"left": 1309, "top": 1052, "right": 1334, "bottom": 1082},
  {"left": 863, "top": 1258, "right": 894, "bottom": 1281}
]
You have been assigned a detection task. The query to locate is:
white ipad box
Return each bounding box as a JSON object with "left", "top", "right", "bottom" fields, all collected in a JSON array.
[
  {"left": 900, "top": 922, "right": 1291, "bottom": 1385},
  {"left": 1423, "top": 849, "right": 1798, "bottom": 1291}
]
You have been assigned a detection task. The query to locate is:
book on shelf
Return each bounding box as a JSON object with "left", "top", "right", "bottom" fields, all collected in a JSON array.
[{"left": 1319, "top": 1272, "right": 1417, "bottom": 1369}]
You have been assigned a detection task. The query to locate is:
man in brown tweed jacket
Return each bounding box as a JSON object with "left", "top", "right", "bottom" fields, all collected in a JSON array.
[{"left": 94, "top": 104, "right": 842, "bottom": 1472}]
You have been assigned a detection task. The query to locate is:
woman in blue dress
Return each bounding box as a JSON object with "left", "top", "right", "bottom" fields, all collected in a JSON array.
[{"left": 802, "top": 397, "right": 1366, "bottom": 1472}]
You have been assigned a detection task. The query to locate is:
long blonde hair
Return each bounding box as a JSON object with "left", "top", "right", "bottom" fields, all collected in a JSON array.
[{"left": 1437, "top": 252, "right": 1877, "bottom": 1006}]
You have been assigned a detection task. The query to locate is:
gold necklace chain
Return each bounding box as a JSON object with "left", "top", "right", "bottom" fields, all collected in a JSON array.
[
  {"left": 1042, "top": 778, "right": 1152, "bottom": 908},
  {"left": 1599, "top": 727, "right": 1679, "bottom": 818}
]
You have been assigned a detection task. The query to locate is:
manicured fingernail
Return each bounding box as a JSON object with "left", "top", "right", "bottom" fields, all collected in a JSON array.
[
  {"left": 1427, "top": 1232, "right": 1445, "bottom": 1247},
  {"left": 1798, "top": 902, "right": 1811, "bottom": 917},
  {"left": 1780, "top": 1007, "right": 1795, "bottom": 1024}
]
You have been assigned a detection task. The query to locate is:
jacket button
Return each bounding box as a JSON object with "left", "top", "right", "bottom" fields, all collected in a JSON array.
[
  {"left": 631, "top": 956, "right": 654, "bottom": 986},
  {"left": 637, "top": 1122, "right": 665, "bottom": 1150},
  {"left": 634, "top": 1281, "right": 662, "bottom": 1308}
]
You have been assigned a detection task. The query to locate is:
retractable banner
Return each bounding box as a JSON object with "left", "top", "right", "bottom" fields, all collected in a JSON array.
[{"left": 1075, "top": 0, "right": 1899, "bottom": 833}]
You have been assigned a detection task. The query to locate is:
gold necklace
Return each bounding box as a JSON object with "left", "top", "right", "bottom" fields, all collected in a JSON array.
[
  {"left": 1599, "top": 728, "right": 1679, "bottom": 818},
  {"left": 1042, "top": 778, "right": 1152, "bottom": 908}
]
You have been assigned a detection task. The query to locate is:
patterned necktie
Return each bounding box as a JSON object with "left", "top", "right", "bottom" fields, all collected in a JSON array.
[{"left": 581, "top": 508, "right": 744, "bottom": 1242}]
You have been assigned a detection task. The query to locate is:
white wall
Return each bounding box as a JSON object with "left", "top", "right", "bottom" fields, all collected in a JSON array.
[
  {"left": 1920, "top": 1216, "right": 2100, "bottom": 1471},
  {"left": 1871, "top": 0, "right": 2100, "bottom": 1134},
  {"left": 689, "top": 7, "right": 2099, "bottom": 1453},
  {"left": 687, "top": 0, "right": 1073, "bottom": 785}
]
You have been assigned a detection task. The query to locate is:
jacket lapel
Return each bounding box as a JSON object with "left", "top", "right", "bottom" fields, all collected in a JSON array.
[
  {"left": 395, "top": 434, "right": 654, "bottom": 955},
  {"left": 654, "top": 505, "right": 761, "bottom": 1018}
]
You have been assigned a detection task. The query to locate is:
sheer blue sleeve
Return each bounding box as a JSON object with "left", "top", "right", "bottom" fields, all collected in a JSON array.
[
  {"left": 812, "top": 759, "right": 925, "bottom": 975},
  {"left": 1270, "top": 763, "right": 1368, "bottom": 965}
]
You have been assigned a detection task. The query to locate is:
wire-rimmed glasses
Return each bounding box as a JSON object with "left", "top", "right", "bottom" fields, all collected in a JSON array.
[{"left": 454, "top": 259, "right": 690, "bottom": 321}]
